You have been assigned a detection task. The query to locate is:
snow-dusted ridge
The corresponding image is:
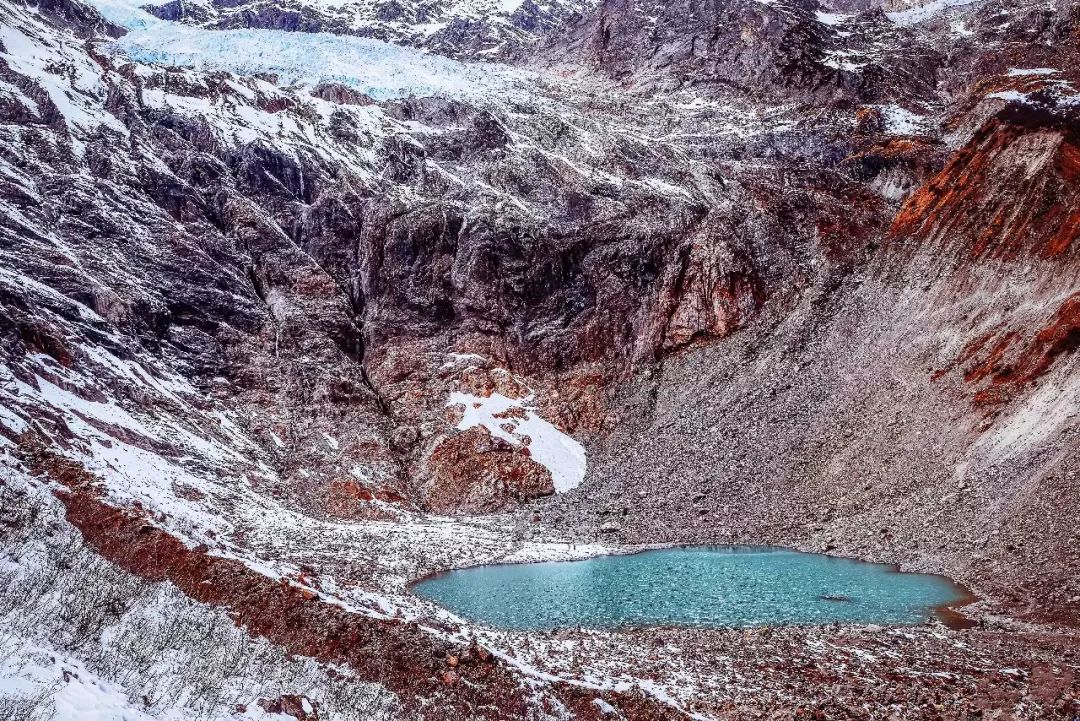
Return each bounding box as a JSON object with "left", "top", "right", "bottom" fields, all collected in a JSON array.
[{"left": 0, "top": 5, "right": 127, "bottom": 152}]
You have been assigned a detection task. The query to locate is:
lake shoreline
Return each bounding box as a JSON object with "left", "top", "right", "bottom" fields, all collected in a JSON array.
[{"left": 409, "top": 543, "right": 977, "bottom": 633}]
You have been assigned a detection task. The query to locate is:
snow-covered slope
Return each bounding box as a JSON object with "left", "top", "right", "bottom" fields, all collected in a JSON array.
[{"left": 448, "top": 391, "right": 587, "bottom": 492}]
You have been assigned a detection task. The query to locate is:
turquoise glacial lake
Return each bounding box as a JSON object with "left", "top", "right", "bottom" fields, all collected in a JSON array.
[{"left": 412, "top": 546, "right": 968, "bottom": 630}]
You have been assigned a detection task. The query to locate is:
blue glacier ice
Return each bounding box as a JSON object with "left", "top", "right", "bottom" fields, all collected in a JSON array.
[{"left": 81, "top": 0, "right": 526, "bottom": 100}]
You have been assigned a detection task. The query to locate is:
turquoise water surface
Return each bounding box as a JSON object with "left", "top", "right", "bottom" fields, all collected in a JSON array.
[{"left": 412, "top": 546, "right": 967, "bottom": 630}]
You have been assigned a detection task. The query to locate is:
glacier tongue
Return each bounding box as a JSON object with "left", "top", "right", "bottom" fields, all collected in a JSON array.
[
  {"left": 113, "top": 25, "right": 530, "bottom": 100},
  {"left": 78, "top": 0, "right": 530, "bottom": 101},
  {"left": 75, "top": 0, "right": 172, "bottom": 30}
]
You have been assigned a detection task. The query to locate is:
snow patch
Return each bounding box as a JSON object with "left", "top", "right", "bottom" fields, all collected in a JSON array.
[
  {"left": 1005, "top": 68, "right": 1059, "bottom": 77},
  {"left": 822, "top": 50, "right": 867, "bottom": 72},
  {"left": 950, "top": 19, "right": 975, "bottom": 36},
  {"left": 987, "top": 90, "right": 1029, "bottom": 103},
  {"left": 593, "top": 697, "right": 618, "bottom": 715},
  {"left": 877, "top": 104, "right": 931, "bottom": 136},
  {"left": 887, "top": 0, "right": 978, "bottom": 26},
  {"left": 0, "top": 640, "right": 157, "bottom": 721},
  {"left": 816, "top": 10, "right": 852, "bottom": 25},
  {"left": 447, "top": 391, "right": 587, "bottom": 493}
]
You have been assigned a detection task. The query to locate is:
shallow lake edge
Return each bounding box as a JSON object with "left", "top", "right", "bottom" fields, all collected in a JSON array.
[{"left": 407, "top": 543, "right": 978, "bottom": 632}]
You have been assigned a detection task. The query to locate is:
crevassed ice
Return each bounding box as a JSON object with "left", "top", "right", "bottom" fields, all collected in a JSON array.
[
  {"left": 886, "top": 0, "right": 978, "bottom": 26},
  {"left": 78, "top": 0, "right": 529, "bottom": 101}
]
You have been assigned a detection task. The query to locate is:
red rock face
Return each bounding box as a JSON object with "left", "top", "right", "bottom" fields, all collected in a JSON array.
[
  {"left": 424, "top": 425, "right": 555, "bottom": 513},
  {"left": 936, "top": 292, "right": 1080, "bottom": 410},
  {"left": 660, "top": 258, "right": 759, "bottom": 352},
  {"left": 889, "top": 97, "right": 1080, "bottom": 416},
  {"left": 324, "top": 478, "right": 403, "bottom": 520},
  {"left": 891, "top": 106, "right": 1080, "bottom": 262}
]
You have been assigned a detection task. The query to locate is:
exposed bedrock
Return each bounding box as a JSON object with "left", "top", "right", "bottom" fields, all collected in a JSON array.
[{"left": 548, "top": 0, "right": 943, "bottom": 104}]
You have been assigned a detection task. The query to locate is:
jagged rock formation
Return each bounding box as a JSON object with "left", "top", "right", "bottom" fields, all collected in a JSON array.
[
  {"left": 548, "top": 0, "right": 943, "bottom": 104},
  {"left": 1, "top": 0, "right": 1078, "bottom": 716}
]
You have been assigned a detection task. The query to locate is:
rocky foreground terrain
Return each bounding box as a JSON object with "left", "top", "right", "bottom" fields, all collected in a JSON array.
[{"left": 1, "top": 0, "right": 1078, "bottom": 717}]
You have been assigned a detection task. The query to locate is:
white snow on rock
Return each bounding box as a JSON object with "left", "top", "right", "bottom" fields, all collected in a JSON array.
[
  {"left": 988, "top": 89, "right": 1030, "bottom": 103},
  {"left": 876, "top": 104, "right": 931, "bottom": 135},
  {"left": 0, "top": 3, "right": 128, "bottom": 153},
  {"left": 448, "top": 391, "right": 587, "bottom": 493},
  {"left": 822, "top": 49, "right": 867, "bottom": 72},
  {"left": 0, "top": 641, "right": 157, "bottom": 721},
  {"left": 886, "top": 0, "right": 979, "bottom": 26},
  {"left": 1005, "top": 68, "right": 1060, "bottom": 77},
  {"left": 950, "top": 19, "right": 975, "bottom": 36},
  {"left": 593, "top": 697, "right": 619, "bottom": 715},
  {"left": 79, "top": 0, "right": 531, "bottom": 104}
]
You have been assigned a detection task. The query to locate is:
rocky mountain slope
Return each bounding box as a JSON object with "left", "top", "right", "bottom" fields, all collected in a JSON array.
[{"left": 1, "top": 0, "right": 1078, "bottom": 717}]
